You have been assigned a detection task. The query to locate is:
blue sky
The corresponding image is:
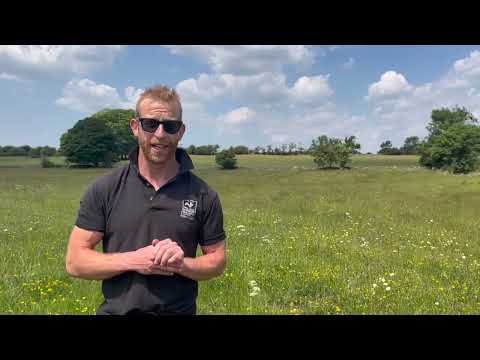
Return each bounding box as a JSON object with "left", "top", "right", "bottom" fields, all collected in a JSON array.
[{"left": 1, "top": 45, "right": 480, "bottom": 153}]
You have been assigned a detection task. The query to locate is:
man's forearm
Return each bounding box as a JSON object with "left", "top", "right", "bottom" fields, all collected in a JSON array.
[
  {"left": 66, "top": 248, "right": 136, "bottom": 281},
  {"left": 177, "top": 253, "right": 226, "bottom": 281}
]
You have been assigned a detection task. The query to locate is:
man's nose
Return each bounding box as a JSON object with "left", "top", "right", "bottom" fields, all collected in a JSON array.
[{"left": 153, "top": 123, "right": 167, "bottom": 137}]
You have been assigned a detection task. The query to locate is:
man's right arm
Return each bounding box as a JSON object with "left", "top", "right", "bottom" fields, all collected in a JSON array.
[{"left": 65, "top": 226, "right": 173, "bottom": 280}]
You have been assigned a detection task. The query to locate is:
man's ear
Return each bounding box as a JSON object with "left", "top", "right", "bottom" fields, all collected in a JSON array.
[
  {"left": 130, "top": 118, "right": 139, "bottom": 137},
  {"left": 177, "top": 123, "right": 186, "bottom": 142}
]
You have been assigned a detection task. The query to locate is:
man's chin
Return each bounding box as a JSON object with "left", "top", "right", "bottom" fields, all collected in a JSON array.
[
  {"left": 146, "top": 149, "right": 175, "bottom": 164},
  {"left": 146, "top": 153, "right": 168, "bottom": 164}
]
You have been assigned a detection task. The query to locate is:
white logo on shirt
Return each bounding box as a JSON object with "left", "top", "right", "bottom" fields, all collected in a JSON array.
[{"left": 181, "top": 200, "right": 198, "bottom": 220}]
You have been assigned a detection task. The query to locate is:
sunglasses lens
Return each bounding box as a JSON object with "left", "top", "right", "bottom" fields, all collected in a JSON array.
[
  {"left": 163, "top": 121, "right": 182, "bottom": 134},
  {"left": 139, "top": 118, "right": 182, "bottom": 134},
  {"left": 140, "top": 119, "right": 159, "bottom": 133}
]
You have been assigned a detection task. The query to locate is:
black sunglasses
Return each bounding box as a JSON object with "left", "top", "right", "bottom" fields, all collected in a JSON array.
[{"left": 138, "top": 118, "right": 183, "bottom": 134}]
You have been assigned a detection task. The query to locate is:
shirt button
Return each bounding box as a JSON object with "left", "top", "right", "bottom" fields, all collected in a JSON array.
[{"left": 150, "top": 196, "right": 154, "bottom": 201}]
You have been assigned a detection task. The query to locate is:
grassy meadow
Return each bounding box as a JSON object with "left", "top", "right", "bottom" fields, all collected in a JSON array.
[{"left": 0, "top": 154, "right": 479, "bottom": 314}]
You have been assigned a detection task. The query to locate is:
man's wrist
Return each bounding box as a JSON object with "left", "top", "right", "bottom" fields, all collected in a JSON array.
[
  {"left": 177, "top": 257, "right": 192, "bottom": 276},
  {"left": 113, "top": 251, "right": 138, "bottom": 272}
]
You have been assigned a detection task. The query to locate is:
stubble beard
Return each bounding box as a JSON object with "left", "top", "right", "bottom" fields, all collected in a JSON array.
[{"left": 138, "top": 137, "right": 177, "bottom": 166}]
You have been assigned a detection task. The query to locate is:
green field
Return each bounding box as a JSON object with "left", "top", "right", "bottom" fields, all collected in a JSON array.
[{"left": 1, "top": 154, "right": 479, "bottom": 314}]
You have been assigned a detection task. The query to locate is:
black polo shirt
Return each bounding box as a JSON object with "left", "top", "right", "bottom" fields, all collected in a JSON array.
[{"left": 75, "top": 146, "right": 226, "bottom": 315}]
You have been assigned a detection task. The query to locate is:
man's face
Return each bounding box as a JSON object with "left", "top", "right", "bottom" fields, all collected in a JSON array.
[{"left": 130, "top": 98, "right": 185, "bottom": 165}]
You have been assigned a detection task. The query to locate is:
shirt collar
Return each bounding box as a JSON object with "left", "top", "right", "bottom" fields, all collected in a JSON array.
[{"left": 128, "top": 145, "right": 194, "bottom": 174}]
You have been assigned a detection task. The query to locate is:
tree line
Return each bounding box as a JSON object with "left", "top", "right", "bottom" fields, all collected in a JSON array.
[
  {"left": 5, "top": 105, "right": 478, "bottom": 174},
  {"left": 0, "top": 145, "right": 57, "bottom": 157}
]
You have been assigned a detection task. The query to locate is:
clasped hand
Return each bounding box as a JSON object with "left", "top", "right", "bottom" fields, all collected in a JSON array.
[{"left": 136, "top": 238, "right": 184, "bottom": 276}]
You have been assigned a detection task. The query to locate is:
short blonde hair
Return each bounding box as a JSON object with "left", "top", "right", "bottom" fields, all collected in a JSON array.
[{"left": 135, "top": 85, "right": 182, "bottom": 121}]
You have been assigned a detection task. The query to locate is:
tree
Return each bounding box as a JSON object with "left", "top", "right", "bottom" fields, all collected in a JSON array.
[
  {"left": 420, "top": 107, "right": 480, "bottom": 173},
  {"left": 10, "top": 147, "right": 27, "bottom": 156},
  {"left": 215, "top": 149, "right": 237, "bottom": 169},
  {"left": 400, "top": 136, "right": 421, "bottom": 155},
  {"left": 186, "top": 145, "right": 196, "bottom": 155},
  {"left": 92, "top": 109, "right": 137, "bottom": 160},
  {"left": 288, "top": 142, "right": 297, "bottom": 154},
  {"left": 344, "top": 136, "right": 361, "bottom": 154},
  {"left": 20, "top": 145, "right": 32, "bottom": 154},
  {"left": 194, "top": 144, "right": 219, "bottom": 155},
  {"left": 233, "top": 145, "right": 249, "bottom": 155},
  {"left": 378, "top": 140, "right": 401, "bottom": 155},
  {"left": 427, "top": 106, "right": 476, "bottom": 137},
  {"left": 297, "top": 142, "right": 305, "bottom": 154},
  {"left": 41, "top": 146, "right": 57, "bottom": 157},
  {"left": 310, "top": 135, "right": 353, "bottom": 169},
  {"left": 59, "top": 116, "right": 119, "bottom": 168}
]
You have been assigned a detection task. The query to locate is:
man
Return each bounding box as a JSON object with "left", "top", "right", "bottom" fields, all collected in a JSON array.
[{"left": 66, "top": 85, "right": 227, "bottom": 315}]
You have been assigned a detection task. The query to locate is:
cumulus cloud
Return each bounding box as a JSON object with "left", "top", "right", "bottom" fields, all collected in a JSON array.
[
  {"left": 220, "top": 107, "right": 256, "bottom": 125},
  {"left": 366, "top": 71, "right": 413, "bottom": 100},
  {"left": 176, "top": 72, "right": 332, "bottom": 108},
  {"left": 164, "top": 45, "right": 315, "bottom": 74},
  {"left": 453, "top": 50, "right": 480, "bottom": 77},
  {"left": 174, "top": 46, "right": 480, "bottom": 153},
  {"left": 0, "top": 45, "right": 125, "bottom": 77},
  {"left": 290, "top": 75, "right": 334, "bottom": 103},
  {"left": 55, "top": 78, "right": 141, "bottom": 114},
  {"left": 362, "top": 51, "right": 480, "bottom": 150}
]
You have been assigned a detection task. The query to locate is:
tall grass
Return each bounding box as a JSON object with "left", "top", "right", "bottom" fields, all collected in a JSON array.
[{"left": 1, "top": 155, "right": 479, "bottom": 314}]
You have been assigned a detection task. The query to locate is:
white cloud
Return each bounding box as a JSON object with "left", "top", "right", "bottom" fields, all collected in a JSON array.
[
  {"left": 164, "top": 45, "right": 315, "bottom": 74},
  {"left": 176, "top": 72, "right": 332, "bottom": 108},
  {"left": 290, "top": 75, "right": 334, "bottom": 103},
  {"left": 214, "top": 107, "right": 256, "bottom": 135},
  {"left": 55, "top": 78, "right": 141, "bottom": 114},
  {"left": 361, "top": 50, "right": 480, "bottom": 152},
  {"left": 343, "top": 57, "right": 355, "bottom": 70},
  {"left": 0, "top": 45, "right": 125, "bottom": 76},
  {"left": 0, "top": 72, "right": 21, "bottom": 81},
  {"left": 367, "top": 71, "right": 413, "bottom": 100},
  {"left": 220, "top": 107, "right": 256, "bottom": 125},
  {"left": 175, "top": 47, "right": 480, "bottom": 153},
  {"left": 454, "top": 50, "right": 480, "bottom": 77}
]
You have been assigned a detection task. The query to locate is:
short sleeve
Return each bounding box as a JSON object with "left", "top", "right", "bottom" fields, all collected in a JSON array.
[
  {"left": 75, "top": 182, "right": 106, "bottom": 232},
  {"left": 199, "top": 193, "right": 226, "bottom": 246}
]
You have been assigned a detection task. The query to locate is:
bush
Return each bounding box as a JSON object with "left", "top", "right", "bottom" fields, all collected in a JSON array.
[
  {"left": 420, "top": 107, "right": 480, "bottom": 174},
  {"left": 310, "top": 135, "right": 353, "bottom": 169},
  {"left": 41, "top": 157, "right": 56, "bottom": 168},
  {"left": 215, "top": 150, "right": 237, "bottom": 169}
]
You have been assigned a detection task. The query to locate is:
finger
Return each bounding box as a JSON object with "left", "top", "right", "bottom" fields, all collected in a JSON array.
[
  {"left": 160, "top": 246, "right": 177, "bottom": 267},
  {"left": 153, "top": 238, "right": 172, "bottom": 248},
  {"left": 154, "top": 244, "right": 171, "bottom": 265},
  {"left": 167, "top": 251, "right": 183, "bottom": 265},
  {"left": 150, "top": 269, "right": 174, "bottom": 276},
  {"left": 151, "top": 264, "right": 179, "bottom": 272}
]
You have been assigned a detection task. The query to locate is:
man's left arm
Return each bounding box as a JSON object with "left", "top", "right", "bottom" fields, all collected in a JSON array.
[
  {"left": 178, "top": 240, "right": 226, "bottom": 281},
  {"left": 150, "top": 239, "right": 226, "bottom": 281},
  {"left": 150, "top": 191, "right": 227, "bottom": 280}
]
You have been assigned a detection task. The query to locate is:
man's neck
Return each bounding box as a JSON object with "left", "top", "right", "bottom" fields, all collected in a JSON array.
[{"left": 137, "top": 149, "right": 180, "bottom": 189}]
